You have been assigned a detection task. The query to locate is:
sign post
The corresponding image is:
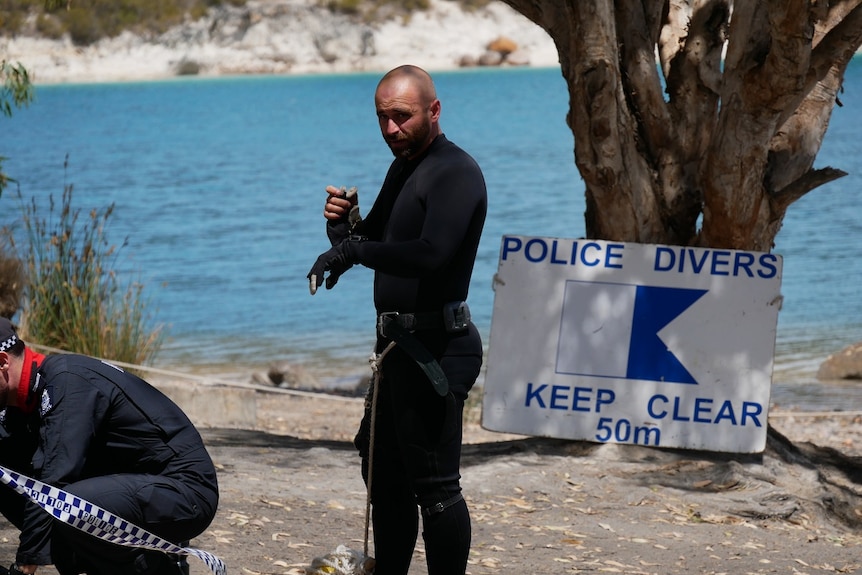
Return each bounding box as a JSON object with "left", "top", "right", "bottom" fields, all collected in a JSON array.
[{"left": 481, "top": 236, "right": 784, "bottom": 453}]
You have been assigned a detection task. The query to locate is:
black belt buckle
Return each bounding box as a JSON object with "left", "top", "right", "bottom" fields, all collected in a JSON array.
[
  {"left": 423, "top": 501, "right": 446, "bottom": 518},
  {"left": 443, "top": 301, "right": 470, "bottom": 333},
  {"left": 378, "top": 311, "right": 409, "bottom": 336},
  {"left": 377, "top": 312, "right": 395, "bottom": 336}
]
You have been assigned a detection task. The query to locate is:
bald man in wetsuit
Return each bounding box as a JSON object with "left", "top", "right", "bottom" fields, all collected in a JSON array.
[{"left": 308, "top": 65, "right": 487, "bottom": 575}]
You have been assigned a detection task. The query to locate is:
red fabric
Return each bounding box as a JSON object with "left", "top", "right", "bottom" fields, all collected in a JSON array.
[{"left": 17, "top": 347, "right": 46, "bottom": 413}]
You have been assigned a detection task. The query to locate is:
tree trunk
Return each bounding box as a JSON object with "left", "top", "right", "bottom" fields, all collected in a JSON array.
[{"left": 500, "top": 0, "right": 862, "bottom": 251}]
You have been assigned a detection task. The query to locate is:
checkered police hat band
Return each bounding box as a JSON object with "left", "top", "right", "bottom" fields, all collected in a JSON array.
[{"left": 0, "top": 334, "right": 17, "bottom": 352}]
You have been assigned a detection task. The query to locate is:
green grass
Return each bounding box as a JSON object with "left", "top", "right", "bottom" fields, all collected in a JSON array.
[{"left": 14, "top": 158, "right": 164, "bottom": 366}]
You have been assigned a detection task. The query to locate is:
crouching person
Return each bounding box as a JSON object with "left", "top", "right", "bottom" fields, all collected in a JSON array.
[{"left": 0, "top": 318, "right": 219, "bottom": 575}]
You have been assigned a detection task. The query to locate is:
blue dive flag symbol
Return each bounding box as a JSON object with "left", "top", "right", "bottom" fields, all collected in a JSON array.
[{"left": 626, "top": 286, "right": 708, "bottom": 384}]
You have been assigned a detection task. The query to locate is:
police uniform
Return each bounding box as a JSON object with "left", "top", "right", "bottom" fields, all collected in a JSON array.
[{"left": 0, "top": 348, "right": 218, "bottom": 575}]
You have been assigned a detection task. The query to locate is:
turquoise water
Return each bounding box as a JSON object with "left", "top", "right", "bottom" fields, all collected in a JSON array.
[{"left": 1, "top": 65, "right": 861, "bottom": 407}]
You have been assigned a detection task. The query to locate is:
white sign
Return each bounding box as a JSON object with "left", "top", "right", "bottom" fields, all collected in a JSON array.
[{"left": 482, "top": 236, "right": 783, "bottom": 453}]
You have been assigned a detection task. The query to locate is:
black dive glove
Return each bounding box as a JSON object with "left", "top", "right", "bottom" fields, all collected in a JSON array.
[
  {"left": 307, "top": 236, "right": 364, "bottom": 295},
  {"left": 326, "top": 187, "right": 361, "bottom": 246}
]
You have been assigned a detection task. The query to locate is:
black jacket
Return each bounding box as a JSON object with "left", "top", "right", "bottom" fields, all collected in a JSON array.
[{"left": 16, "top": 354, "right": 218, "bottom": 565}]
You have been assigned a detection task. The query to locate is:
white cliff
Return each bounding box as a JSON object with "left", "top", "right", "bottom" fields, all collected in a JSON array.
[{"left": 1, "top": 0, "right": 559, "bottom": 84}]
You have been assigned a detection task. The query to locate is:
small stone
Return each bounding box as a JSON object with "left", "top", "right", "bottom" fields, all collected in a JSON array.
[
  {"left": 487, "top": 35, "right": 518, "bottom": 55},
  {"left": 458, "top": 54, "right": 478, "bottom": 67},
  {"left": 504, "top": 49, "right": 531, "bottom": 66},
  {"left": 477, "top": 50, "right": 503, "bottom": 67},
  {"left": 817, "top": 341, "right": 862, "bottom": 381}
]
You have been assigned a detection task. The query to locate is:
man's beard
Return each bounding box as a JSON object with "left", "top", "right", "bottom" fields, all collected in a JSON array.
[{"left": 387, "top": 122, "right": 431, "bottom": 159}]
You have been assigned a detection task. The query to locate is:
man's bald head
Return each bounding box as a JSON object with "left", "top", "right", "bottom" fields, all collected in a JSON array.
[{"left": 377, "top": 65, "right": 437, "bottom": 107}]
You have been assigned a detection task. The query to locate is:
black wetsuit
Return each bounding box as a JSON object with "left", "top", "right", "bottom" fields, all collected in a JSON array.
[
  {"left": 344, "top": 134, "right": 487, "bottom": 575},
  {"left": 0, "top": 354, "right": 219, "bottom": 575}
]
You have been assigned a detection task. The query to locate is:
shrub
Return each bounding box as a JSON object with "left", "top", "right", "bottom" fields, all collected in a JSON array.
[
  {"left": 2, "top": 0, "right": 232, "bottom": 46},
  {"left": 64, "top": 6, "right": 103, "bottom": 46},
  {"left": 321, "top": 0, "right": 431, "bottom": 22},
  {"left": 0, "top": 227, "right": 25, "bottom": 319},
  {"left": 15, "top": 160, "right": 164, "bottom": 366},
  {"left": 35, "top": 13, "right": 66, "bottom": 39},
  {"left": 1, "top": 60, "right": 34, "bottom": 199},
  {"left": 2, "top": 0, "right": 473, "bottom": 45},
  {"left": 0, "top": 10, "right": 26, "bottom": 34},
  {"left": 0, "top": 60, "right": 33, "bottom": 120}
]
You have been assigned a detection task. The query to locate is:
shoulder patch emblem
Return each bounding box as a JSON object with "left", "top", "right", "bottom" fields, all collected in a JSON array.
[{"left": 40, "top": 389, "right": 53, "bottom": 417}]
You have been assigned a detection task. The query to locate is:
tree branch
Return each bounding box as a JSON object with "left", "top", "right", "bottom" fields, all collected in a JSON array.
[
  {"left": 498, "top": 0, "right": 543, "bottom": 26},
  {"left": 772, "top": 167, "right": 847, "bottom": 212},
  {"left": 774, "top": 1, "right": 862, "bottom": 130},
  {"left": 562, "top": 1, "right": 665, "bottom": 241},
  {"left": 643, "top": 0, "right": 666, "bottom": 46},
  {"left": 615, "top": 0, "right": 706, "bottom": 243},
  {"left": 658, "top": 0, "right": 689, "bottom": 80},
  {"left": 499, "top": 0, "right": 575, "bottom": 68},
  {"left": 814, "top": 0, "right": 862, "bottom": 48},
  {"left": 810, "top": 2, "right": 862, "bottom": 83},
  {"left": 768, "top": 4, "right": 862, "bottom": 192},
  {"left": 666, "top": 1, "right": 727, "bottom": 144},
  {"left": 615, "top": 0, "right": 672, "bottom": 154},
  {"left": 498, "top": 0, "right": 570, "bottom": 37}
]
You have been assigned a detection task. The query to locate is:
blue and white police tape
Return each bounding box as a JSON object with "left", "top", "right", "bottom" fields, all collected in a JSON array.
[{"left": 0, "top": 465, "right": 226, "bottom": 575}]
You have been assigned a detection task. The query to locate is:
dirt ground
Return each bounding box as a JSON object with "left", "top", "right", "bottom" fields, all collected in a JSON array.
[
  {"left": 204, "top": 392, "right": 862, "bottom": 575},
  {"left": 1, "top": 388, "right": 861, "bottom": 575}
]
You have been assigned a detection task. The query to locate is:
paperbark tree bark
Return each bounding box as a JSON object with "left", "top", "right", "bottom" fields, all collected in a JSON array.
[{"left": 499, "top": 0, "right": 862, "bottom": 251}]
